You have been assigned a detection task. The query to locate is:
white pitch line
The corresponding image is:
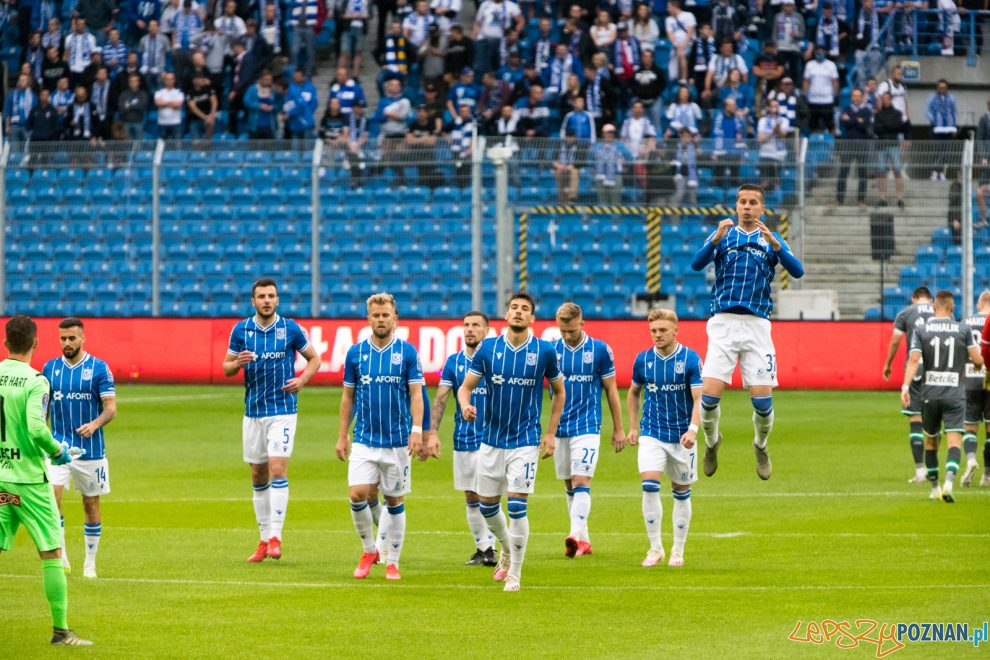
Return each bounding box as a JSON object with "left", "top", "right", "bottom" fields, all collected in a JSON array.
[
  {"left": 116, "top": 394, "right": 229, "bottom": 403},
  {"left": 106, "top": 490, "right": 990, "bottom": 504},
  {"left": 2, "top": 573, "right": 988, "bottom": 593},
  {"left": 73, "top": 527, "right": 990, "bottom": 539}
]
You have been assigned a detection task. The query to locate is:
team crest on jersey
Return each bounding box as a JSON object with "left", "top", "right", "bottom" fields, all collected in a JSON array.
[
  {"left": 41, "top": 392, "right": 49, "bottom": 413},
  {"left": 276, "top": 327, "right": 286, "bottom": 340},
  {"left": 757, "top": 236, "right": 769, "bottom": 248},
  {"left": 583, "top": 352, "right": 593, "bottom": 364},
  {"left": 674, "top": 362, "right": 685, "bottom": 374},
  {"left": 391, "top": 352, "right": 402, "bottom": 365},
  {"left": 82, "top": 368, "right": 93, "bottom": 380},
  {"left": 526, "top": 353, "right": 537, "bottom": 366}
]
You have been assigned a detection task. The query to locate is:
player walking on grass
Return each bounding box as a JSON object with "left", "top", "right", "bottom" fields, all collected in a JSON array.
[
  {"left": 626, "top": 309, "right": 702, "bottom": 568},
  {"left": 337, "top": 293, "right": 425, "bottom": 581},
  {"left": 42, "top": 318, "right": 116, "bottom": 578},
  {"left": 690, "top": 184, "right": 804, "bottom": 480},
  {"left": 552, "top": 302, "right": 625, "bottom": 559},
  {"left": 882, "top": 287, "right": 935, "bottom": 483},
  {"left": 902, "top": 290, "right": 984, "bottom": 503},
  {"left": 961, "top": 290, "right": 990, "bottom": 487},
  {"left": 0, "top": 315, "right": 92, "bottom": 646},
  {"left": 223, "top": 278, "right": 321, "bottom": 563},
  {"left": 432, "top": 311, "right": 497, "bottom": 567},
  {"left": 458, "top": 292, "right": 565, "bottom": 592}
]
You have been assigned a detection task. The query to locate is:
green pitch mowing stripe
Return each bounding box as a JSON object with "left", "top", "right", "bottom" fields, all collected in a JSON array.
[{"left": 3, "top": 386, "right": 989, "bottom": 658}]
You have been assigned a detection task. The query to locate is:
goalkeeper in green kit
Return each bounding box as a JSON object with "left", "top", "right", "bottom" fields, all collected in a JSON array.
[{"left": 0, "top": 315, "right": 93, "bottom": 646}]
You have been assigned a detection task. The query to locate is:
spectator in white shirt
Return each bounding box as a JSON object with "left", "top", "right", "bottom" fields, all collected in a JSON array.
[
  {"left": 631, "top": 4, "right": 660, "bottom": 52},
  {"left": 620, "top": 100, "right": 657, "bottom": 157},
  {"left": 472, "top": 0, "right": 523, "bottom": 73},
  {"left": 664, "top": 0, "right": 697, "bottom": 84},
  {"left": 154, "top": 71, "right": 185, "bottom": 139},
  {"left": 802, "top": 46, "right": 839, "bottom": 133}
]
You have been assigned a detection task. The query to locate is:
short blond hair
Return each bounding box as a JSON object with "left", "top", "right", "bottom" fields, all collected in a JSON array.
[
  {"left": 366, "top": 292, "right": 397, "bottom": 312},
  {"left": 647, "top": 308, "right": 678, "bottom": 324},
  {"left": 978, "top": 289, "right": 990, "bottom": 309},
  {"left": 556, "top": 302, "right": 583, "bottom": 324}
]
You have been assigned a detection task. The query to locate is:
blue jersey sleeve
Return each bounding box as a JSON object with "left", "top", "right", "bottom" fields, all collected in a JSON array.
[
  {"left": 597, "top": 341, "right": 616, "bottom": 379},
  {"left": 421, "top": 384, "right": 431, "bottom": 430},
  {"left": 631, "top": 352, "right": 645, "bottom": 386},
  {"left": 687, "top": 351, "right": 703, "bottom": 388},
  {"left": 227, "top": 322, "right": 245, "bottom": 356},
  {"left": 439, "top": 355, "right": 457, "bottom": 388},
  {"left": 469, "top": 340, "right": 491, "bottom": 378},
  {"left": 544, "top": 342, "right": 561, "bottom": 382},
  {"left": 342, "top": 346, "right": 359, "bottom": 387},
  {"left": 772, "top": 232, "right": 804, "bottom": 278},
  {"left": 288, "top": 320, "right": 311, "bottom": 354},
  {"left": 405, "top": 344, "right": 425, "bottom": 385},
  {"left": 96, "top": 361, "right": 115, "bottom": 398}
]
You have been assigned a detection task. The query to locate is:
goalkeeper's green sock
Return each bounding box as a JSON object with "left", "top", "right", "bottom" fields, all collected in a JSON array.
[{"left": 42, "top": 558, "right": 68, "bottom": 629}]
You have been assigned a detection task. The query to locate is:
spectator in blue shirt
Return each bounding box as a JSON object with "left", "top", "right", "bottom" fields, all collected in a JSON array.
[
  {"left": 593, "top": 123, "right": 633, "bottom": 203},
  {"left": 707, "top": 96, "right": 747, "bottom": 193},
  {"left": 447, "top": 67, "right": 479, "bottom": 118},
  {"left": 127, "top": 0, "right": 161, "bottom": 46},
  {"left": 496, "top": 50, "right": 525, "bottom": 86},
  {"left": 926, "top": 78, "right": 957, "bottom": 180},
  {"left": 329, "top": 65, "right": 367, "bottom": 116},
  {"left": 4, "top": 73, "right": 36, "bottom": 142},
  {"left": 512, "top": 83, "right": 550, "bottom": 137},
  {"left": 560, "top": 94, "right": 596, "bottom": 142},
  {"left": 244, "top": 69, "right": 280, "bottom": 139},
  {"left": 282, "top": 69, "right": 318, "bottom": 142},
  {"left": 102, "top": 28, "right": 128, "bottom": 79}
]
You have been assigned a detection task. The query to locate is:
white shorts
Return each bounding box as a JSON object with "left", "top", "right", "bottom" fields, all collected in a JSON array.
[
  {"left": 453, "top": 449, "right": 480, "bottom": 492},
  {"left": 554, "top": 434, "right": 601, "bottom": 480},
  {"left": 48, "top": 458, "right": 110, "bottom": 497},
  {"left": 348, "top": 443, "right": 411, "bottom": 497},
  {"left": 702, "top": 313, "right": 779, "bottom": 387},
  {"left": 242, "top": 414, "right": 297, "bottom": 464},
  {"left": 637, "top": 436, "right": 697, "bottom": 485},
  {"left": 476, "top": 444, "right": 539, "bottom": 497}
]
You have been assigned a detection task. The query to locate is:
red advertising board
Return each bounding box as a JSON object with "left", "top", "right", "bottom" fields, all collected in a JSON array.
[{"left": 7, "top": 318, "right": 904, "bottom": 389}]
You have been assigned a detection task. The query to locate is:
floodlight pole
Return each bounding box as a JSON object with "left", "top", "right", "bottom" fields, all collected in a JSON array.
[
  {"left": 311, "top": 139, "right": 323, "bottom": 318},
  {"left": 0, "top": 142, "right": 9, "bottom": 316},
  {"left": 489, "top": 145, "right": 513, "bottom": 314},
  {"left": 471, "top": 126, "right": 484, "bottom": 311}
]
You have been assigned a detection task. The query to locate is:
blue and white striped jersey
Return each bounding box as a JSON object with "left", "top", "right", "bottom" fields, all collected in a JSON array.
[
  {"left": 631, "top": 343, "right": 703, "bottom": 444},
  {"left": 697, "top": 226, "right": 796, "bottom": 319},
  {"left": 468, "top": 334, "right": 561, "bottom": 449},
  {"left": 439, "top": 350, "right": 487, "bottom": 452},
  {"left": 343, "top": 337, "right": 425, "bottom": 448},
  {"left": 553, "top": 333, "right": 616, "bottom": 437},
  {"left": 227, "top": 315, "right": 311, "bottom": 419},
  {"left": 42, "top": 354, "right": 115, "bottom": 460}
]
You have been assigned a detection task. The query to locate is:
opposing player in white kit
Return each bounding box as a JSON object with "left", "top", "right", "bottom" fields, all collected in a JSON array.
[
  {"left": 223, "top": 278, "right": 321, "bottom": 562},
  {"left": 43, "top": 318, "right": 117, "bottom": 578},
  {"left": 627, "top": 309, "right": 702, "bottom": 567},
  {"left": 337, "top": 293, "right": 425, "bottom": 581},
  {"left": 552, "top": 303, "right": 625, "bottom": 558},
  {"left": 690, "top": 184, "right": 804, "bottom": 479},
  {"left": 432, "top": 311, "right": 498, "bottom": 566},
  {"left": 458, "top": 292, "right": 565, "bottom": 592}
]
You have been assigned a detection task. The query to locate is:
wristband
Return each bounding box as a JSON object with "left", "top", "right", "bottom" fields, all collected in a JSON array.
[
  {"left": 901, "top": 385, "right": 909, "bottom": 393},
  {"left": 411, "top": 425, "right": 423, "bottom": 434},
  {"left": 688, "top": 424, "right": 698, "bottom": 433}
]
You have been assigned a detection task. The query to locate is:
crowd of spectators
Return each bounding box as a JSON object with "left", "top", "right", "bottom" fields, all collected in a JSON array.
[{"left": 0, "top": 0, "right": 982, "bottom": 201}]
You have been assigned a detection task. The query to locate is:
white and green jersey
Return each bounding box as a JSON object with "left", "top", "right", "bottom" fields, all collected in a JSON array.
[
  {"left": 963, "top": 313, "right": 987, "bottom": 391},
  {"left": 0, "top": 358, "right": 60, "bottom": 485}
]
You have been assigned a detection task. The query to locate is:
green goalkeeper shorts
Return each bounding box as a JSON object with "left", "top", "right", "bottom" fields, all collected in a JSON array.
[{"left": 0, "top": 481, "right": 61, "bottom": 553}]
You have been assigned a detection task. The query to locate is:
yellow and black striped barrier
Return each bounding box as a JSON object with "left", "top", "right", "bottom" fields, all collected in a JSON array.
[
  {"left": 645, "top": 210, "right": 662, "bottom": 293},
  {"left": 518, "top": 212, "right": 529, "bottom": 291}
]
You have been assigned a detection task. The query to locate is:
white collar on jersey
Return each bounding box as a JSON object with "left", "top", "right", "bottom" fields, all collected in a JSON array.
[
  {"left": 653, "top": 343, "right": 681, "bottom": 361},
  {"left": 61, "top": 352, "right": 89, "bottom": 369},
  {"left": 369, "top": 335, "right": 397, "bottom": 352},
  {"left": 251, "top": 313, "right": 281, "bottom": 331},
  {"left": 735, "top": 224, "right": 761, "bottom": 236},
  {"left": 562, "top": 332, "right": 588, "bottom": 351},
  {"left": 503, "top": 333, "right": 533, "bottom": 353}
]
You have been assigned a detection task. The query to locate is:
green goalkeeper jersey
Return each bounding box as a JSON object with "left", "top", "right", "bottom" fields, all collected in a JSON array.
[{"left": 0, "top": 358, "right": 60, "bottom": 484}]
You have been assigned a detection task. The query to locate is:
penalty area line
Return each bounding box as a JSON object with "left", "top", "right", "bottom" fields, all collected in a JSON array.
[{"left": 1, "top": 573, "right": 988, "bottom": 592}]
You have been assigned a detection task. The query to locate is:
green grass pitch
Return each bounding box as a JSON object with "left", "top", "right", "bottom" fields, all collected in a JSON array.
[{"left": 3, "top": 385, "right": 989, "bottom": 658}]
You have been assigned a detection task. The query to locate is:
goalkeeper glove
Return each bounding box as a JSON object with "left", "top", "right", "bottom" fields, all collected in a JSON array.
[{"left": 51, "top": 442, "right": 84, "bottom": 465}]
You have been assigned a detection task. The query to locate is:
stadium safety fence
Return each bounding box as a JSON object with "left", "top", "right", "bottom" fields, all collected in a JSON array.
[{"left": 0, "top": 134, "right": 982, "bottom": 321}]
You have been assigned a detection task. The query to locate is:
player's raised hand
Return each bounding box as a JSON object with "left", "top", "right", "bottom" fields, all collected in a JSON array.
[
  {"left": 679, "top": 429, "right": 697, "bottom": 449},
  {"left": 626, "top": 429, "right": 640, "bottom": 446},
  {"left": 611, "top": 429, "right": 627, "bottom": 453},
  {"left": 75, "top": 421, "right": 99, "bottom": 438},
  {"left": 711, "top": 218, "right": 735, "bottom": 244},
  {"left": 539, "top": 433, "right": 556, "bottom": 459},
  {"left": 408, "top": 430, "right": 423, "bottom": 457},
  {"left": 754, "top": 220, "right": 781, "bottom": 250},
  {"left": 335, "top": 435, "right": 350, "bottom": 461},
  {"left": 234, "top": 350, "right": 256, "bottom": 367},
  {"left": 462, "top": 404, "right": 477, "bottom": 422},
  {"left": 281, "top": 377, "right": 305, "bottom": 393}
]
